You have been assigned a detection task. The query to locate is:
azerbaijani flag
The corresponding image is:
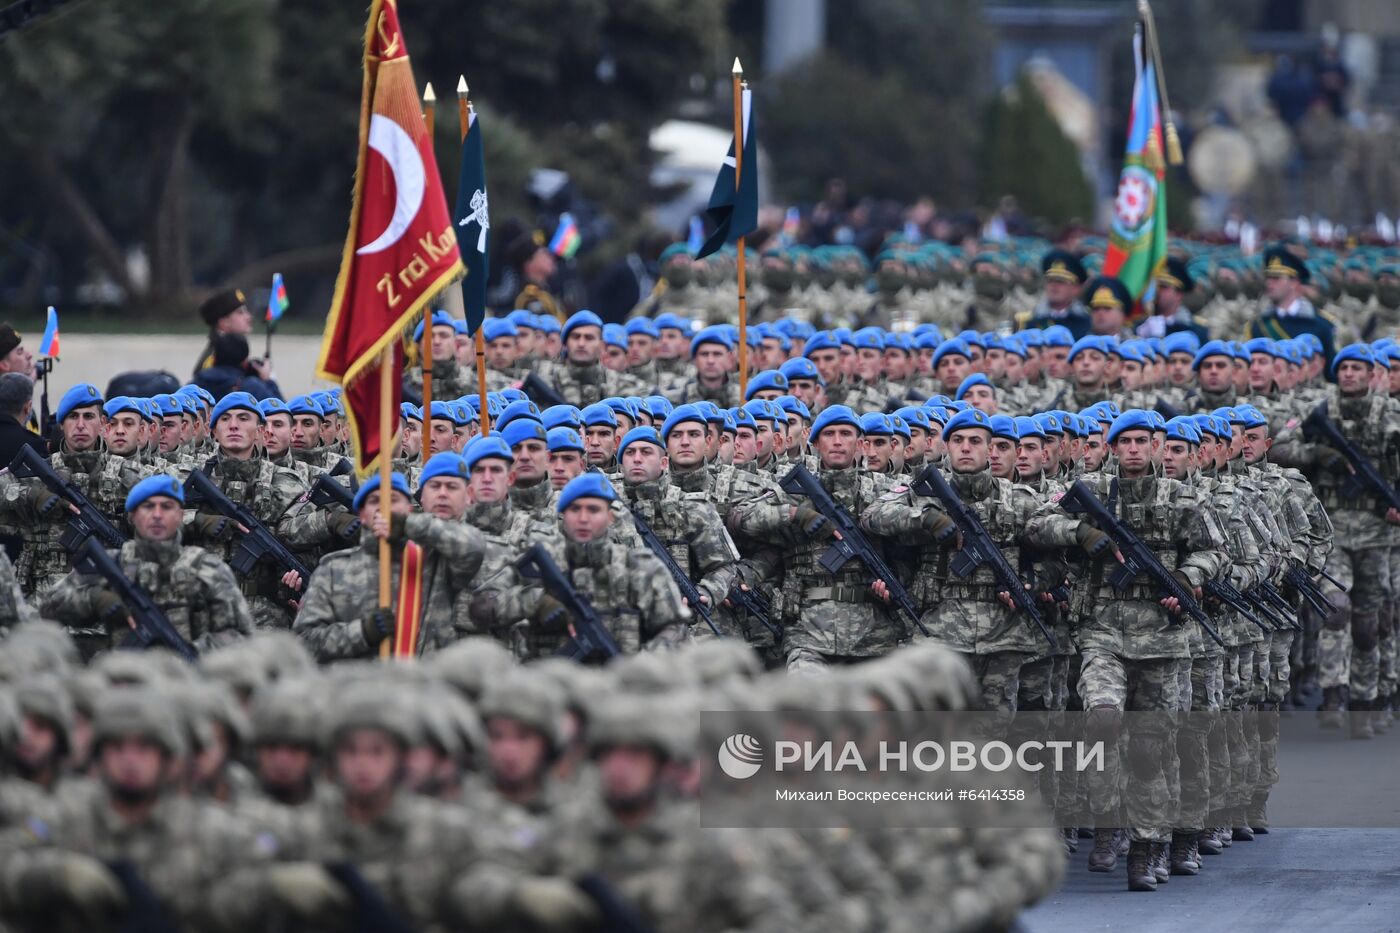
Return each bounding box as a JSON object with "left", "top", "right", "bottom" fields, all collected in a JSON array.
[
  {"left": 549, "top": 212, "right": 580, "bottom": 259},
  {"left": 266, "top": 272, "right": 289, "bottom": 325},
  {"left": 39, "top": 306, "right": 59, "bottom": 357},
  {"left": 1103, "top": 21, "right": 1168, "bottom": 316}
]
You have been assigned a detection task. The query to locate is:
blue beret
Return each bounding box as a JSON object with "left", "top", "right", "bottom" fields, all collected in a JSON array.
[
  {"left": 809, "top": 405, "right": 862, "bottom": 439},
  {"left": 779, "top": 358, "right": 823, "bottom": 385},
  {"left": 177, "top": 394, "right": 203, "bottom": 415},
  {"left": 617, "top": 426, "right": 664, "bottom": 460},
  {"left": 482, "top": 317, "right": 518, "bottom": 342},
  {"left": 743, "top": 370, "right": 789, "bottom": 401},
  {"left": 1234, "top": 404, "right": 1268, "bottom": 430},
  {"left": 1018, "top": 327, "right": 1045, "bottom": 348},
  {"left": 659, "top": 243, "right": 691, "bottom": 264},
  {"left": 1067, "top": 335, "right": 1109, "bottom": 362},
  {"left": 941, "top": 407, "right": 993, "bottom": 440},
  {"left": 179, "top": 385, "right": 216, "bottom": 409},
  {"left": 580, "top": 403, "right": 618, "bottom": 428},
  {"left": 1162, "top": 331, "right": 1201, "bottom": 357},
  {"left": 352, "top": 472, "right": 412, "bottom": 512},
  {"left": 1115, "top": 341, "right": 1147, "bottom": 365},
  {"left": 1212, "top": 406, "right": 1242, "bottom": 425},
  {"left": 451, "top": 401, "right": 477, "bottom": 426},
  {"left": 923, "top": 405, "right": 948, "bottom": 426},
  {"left": 602, "top": 324, "right": 627, "bottom": 349},
  {"left": 1297, "top": 333, "right": 1323, "bottom": 354},
  {"left": 1033, "top": 412, "right": 1065, "bottom": 436},
  {"left": 1191, "top": 414, "right": 1220, "bottom": 439},
  {"left": 541, "top": 405, "right": 583, "bottom": 432},
  {"left": 860, "top": 412, "right": 894, "bottom": 436},
  {"left": 452, "top": 320, "right": 471, "bottom": 336},
  {"left": 260, "top": 398, "right": 291, "bottom": 419},
  {"left": 989, "top": 414, "right": 1018, "bottom": 441},
  {"left": 532, "top": 314, "right": 561, "bottom": 335},
  {"left": 802, "top": 331, "right": 839, "bottom": 356},
  {"left": 501, "top": 418, "right": 548, "bottom": 449},
  {"left": 102, "top": 396, "right": 142, "bottom": 419},
  {"left": 1107, "top": 410, "right": 1155, "bottom": 443},
  {"left": 1040, "top": 325, "right": 1074, "bottom": 348},
  {"left": 557, "top": 472, "right": 617, "bottom": 512},
  {"left": 913, "top": 330, "right": 942, "bottom": 351},
  {"left": 852, "top": 327, "right": 884, "bottom": 350},
  {"left": 955, "top": 373, "right": 993, "bottom": 400},
  {"left": 151, "top": 395, "right": 184, "bottom": 418},
  {"left": 547, "top": 427, "right": 585, "bottom": 453},
  {"left": 427, "top": 400, "right": 466, "bottom": 426},
  {"left": 463, "top": 435, "right": 514, "bottom": 470},
  {"left": 561, "top": 310, "right": 604, "bottom": 341},
  {"left": 945, "top": 400, "right": 972, "bottom": 414},
  {"left": 690, "top": 326, "right": 733, "bottom": 357},
  {"left": 1332, "top": 343, "right": 1376, "bottom": 376},
  {"left": 661, "top": 404, "right": 707, "bottom": 440},
  {"left": 124, "top": 475, "right": 184, "bottom": 513},
  {"left": 693, "top": 401, "right": 727, "bottom": 424},
  {"left": 418, "top": 452, "right": 471, "bottom": 488},
  {"left": 831, "top": 328, "right": 855, "bottom": 347},
  {"left": 602, "top": 397, "right": 640, "bottom": 425},
  {"left": 496, "top": 399, "right": 543, "bottom": 432},
  {"left": 643, "top": 395, "right": 673, "bottom": 420},
  {"left": 57, "top": 384, "right": 103, "bottom": 422},
  {"left": 1001, "top": 335, "right": 1028, "bottom": 359},
  {"left": 932, "top": 339, "right": 973, "bottom": 368},
  {"left": 505, "top": 309, "right": 536, "bottom": 329},
  {"left": 1164, "top": 416, "right": 1201, "bottom": 444},
  {"left": 1192, "top": 339, "right": 1234, "bottom": 369},
  {"left": 743, "top": 399, "right": 783, "bottom": 425},
  {"left": 894, "top": 406, "right": 931, "bottom": 433},
  {"left": 730, "top": 406, "right": 757, "bottom": 432},
  {"left": 413, "top": 309, "right": 456, "bottom": 341},
  {"left": 497, "top": 388, "right": 527, "bottom": 405},
  {"left": 399, "top": 402, "right": 422, "bottom": 422},
  {"left": 1014, "top": 416, "right": 1047, "bottom": 440},
  {"left": 211, "top": 391, "right": 264, "bottom": 424},
  {"left": 1082, "top": 401, "right": 1122, "bottom": 426},
  {"left": 653, "top": 312, "right": 690, "bottom": 333},
  {"left": 1231, "top": 340, "right": 1252, "bottom": 362},
  {"left": 777, "top": 396, "right": 812, "bottom": 422},
  {"left": 888, "top": 415, "right": 911, "bottom": 439},
  {"left": 624, "top": 317, "right": 659, "bottom": 339},
  {"left": 286, "top": 395, "right": 324, "bottom": 418}
]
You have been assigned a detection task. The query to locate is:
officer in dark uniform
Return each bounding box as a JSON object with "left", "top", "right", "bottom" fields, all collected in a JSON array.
[
  {"left": 1137, "top": 257, "right": 1208, "bottom": 341},
  {"left": 1019, "top": 250, "right": 1091, "bottom": 340},
  {"left": 193, "top": 288, "right": 255, "bottom": 378},
  {"left": 506, "top": 233, "right": 564, "bottom": 322},
  {"left": 1244, "top": 245, "right": 1338, "bottom": 365}
]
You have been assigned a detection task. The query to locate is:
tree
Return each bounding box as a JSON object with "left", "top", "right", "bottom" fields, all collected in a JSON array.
[{"left": 981, "top": 72, "right": 1094, "bottom": 228}]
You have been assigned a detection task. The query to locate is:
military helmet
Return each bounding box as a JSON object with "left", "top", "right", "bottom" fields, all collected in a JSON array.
[
  {"left": 429, "top": 637, "right": 516, "bottom": 701},
  {"left": 250, "top": 681, "right": 323, "bottom": 749},
  {"left": 93, "top": 688, "right": 186, "bottom": 757},
  {"left": 200, "top": 643, "right": 269, "bottom": 701},
  {"left": 325, "top": 686, "right": 420, "bottom": 749},
  {"left": 477, "top": 670, "right": 566, "bottom": 750},
  {"left": 0, "top": 690, "right": 19, "bottom": 752},
  {"left": 678, "top": 639, "right": 764, "bottom": 687},
  {"left": 188, "top": 683, "right": 251, "bottom": 754},
  {"left": 3, "top": 620, "right": 80, "bottom": 673},
  {"left": 14, "top": 675, "right": 75, "bottom": 756},
  {"left": 246, "top": 631, "right": 316, "bottom": 684},
  {"left": 587, "top": 692, "right": 679, "bottom": 760},
  {"left": 93, "top": 651, "right": 169, "bottom": 688}
]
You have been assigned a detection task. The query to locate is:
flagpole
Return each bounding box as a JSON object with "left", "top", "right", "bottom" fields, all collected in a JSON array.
[
  {"left": 419, "top": 82, "right": 437, "bottom": 419},
  {"left": 732, "top": 58, "right": 749, "bottom": 398},
  {"left": 377, "top": 344, "right": 394, "bottom": 660},
  {"left": 459, "top": 75, "right": 492, "bottom": 432},
  {"left": 1137, "top": 0, "right": 1183, "bottom": 166}
]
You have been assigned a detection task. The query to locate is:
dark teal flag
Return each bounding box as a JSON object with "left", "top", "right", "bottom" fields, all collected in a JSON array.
[
  {"left": 454, "top": 108, "right": 489, "bottom": 335},
  {"left": 697, "top": 87, "right": 757, "bottom": 259}
]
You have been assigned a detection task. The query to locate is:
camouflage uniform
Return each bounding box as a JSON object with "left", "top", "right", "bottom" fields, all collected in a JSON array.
[
  {"left": 663, "top": 374, "right": 742, "bottom": 409},
  {"left": 0, "top": 549, "right": 39, "bottom": 630},
  {"left": 508, "top": 478, "right": 555, "bottom": 524},
  {"left": 292, "top": 516, "right": 497, "bottom": 661},
  {"left": 40, "top": 534, "right": 252, "bottom": 654},
  {"left": 536, "top": 359, "right": 635, "bottom": 408},
  {"left": 0, "top": 446, "right": 158, "bottom": 596},
  {"left": 459, "top": 500, "right": 560, "bottom": 650},
  {"left": 403, "top": 359, "right": 475, "bottom": 404}
]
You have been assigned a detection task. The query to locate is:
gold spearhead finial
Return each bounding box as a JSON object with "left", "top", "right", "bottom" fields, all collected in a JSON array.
[
  {"left": 423, "top": 82, "right": 436, "bottom": 103},
  {"left": 457, "top": 75, "right": 468, "bottom": 98},
  {"left": 732, "top": 57, "right": 743, "bottom": 75}
]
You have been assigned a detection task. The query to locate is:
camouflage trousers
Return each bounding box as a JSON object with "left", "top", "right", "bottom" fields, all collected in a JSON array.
[
  {"left": 1383, "top": 547, "right": 1400, "bottom": 699},
  {"left": 956, "top": 650, "right": 1029, "bottom": 716},
  {"left": 1014, "top": 654, "right": 1070, "bottom": 814},
  {"left": 1320, "top": 545, "right": 1389, "bottom": 702},
  {"left": 1077, "top": 648, "right": 1188, "bottom": 843},
  {"left": 1221, "top": 645, "right": 1258, "bottom": 820},
  {"left": 1178, "top": 654, "right": 1224, "bottom": 831}
]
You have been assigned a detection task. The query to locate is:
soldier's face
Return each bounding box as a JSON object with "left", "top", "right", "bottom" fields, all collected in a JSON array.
[
  {"left": 761, "top": 340, "right": 785, "bottom": 369},
  {"left": 856, "top": 348, "right": 882, "bottom": 382},
  {"left": 808, "top": 349, "right": 841, "bottom": 385},
  {"left": 657, "top": 328, "right": 686, "bottom": 360},
  {"left": 485, "top": 337, "right": 516, "bottom": 369},
  {"left": 1390, "top": 365, "right": 1400, "bottom": 396},
  {"left": 665, "top": 423, "right": 706, "bottom": 470},
  {"left": 814, "top": 425, "right": 860, "bottom": 469},
  {"left": 1245, "top": 353, "right": 1275, "bottom": 391},
  {"left": 544, "top": 333, "right": 562, "bottom": 358},
  {"left": 99, "top": 736, "right": 167, "bottom": 800},
  {"left": 905, "top": 428, "right": 927, "bottom": 461},
  {"left": 1003, "top": 353, "right": 1025, "bottom": 383},
  {"left": 335, "top": 730, "right": 403, "bottom": 801},
  {"left": 694, "top": 344, "right": 729, "bottom": 381},
  {"left": 427, "top": 419, "right": 457, "bottom": 456},
  {"left": 421, "top": 477, "right": 469, "bottom": 520},
  {"left": 62, "top": 407, "right": 101, "bottom": 451},
  {"left": 401, "top": 419, "right": 422, "bottom": 458},
  {"left": 1104, "top": 355, "right": 1122, "bottom": 384},
  {"left": 627, "top": 334, "right": 654, "bottom": 366},
  {"left": 1112, "top": 430, "right": 1153, "bottom": 476},
  {"left": 256, "top": 743, "right": 314, "bottom": 795},
  {"left": 1016, "top": 439, "right": 1046, "bottom": 477},
  {"left": 584, "top": 425, "right": 617, "bottom": 465},
  {"left": 1118, "top": 361, "right": 1142, "bottom": 390},
  {"left": 1072, "top": 350, "right": 1106, "bottom": 386},
  {"left": 732, "top": 427, "right": 757, "bottom": 465},
  {"left": 983, "top": 349, "right": 1006, "bottom": 380},
  {"left": 1234, "top": 359, "right": 1249, "bottom": 393},
  {"left": 789, "top": 420, "right": 809, "bottom": 454},
  {"left": 1264, "top": 273, "right": 1298, "bottom": 305},
  {"left": 104, "top": 413, "right": 142, "bottom": 455},
  {"left": 1242, "top": 426, "right": 1273, "bottom": 465},
  {"left": 1044, "top": 279, "right": 1077, "bottom": 308},
  {"left": 603, "top": 344, "right": 629, "bottom": 371},
  {"left": 598, "top": 744, "right": 662, "bottom": 810},
  {"left": 132, "top": 497, "right": 183, "bottom": 542},
  {"left": 430, "top": 325, "right": 457, "bottom": 362},
  {"left": 511, "top": 439, "right": 548, "bottom": 484},
  {"left": 16, "top": 714, "right": 58, "bottom": 772},
  {"left": 549, "top": 450, "right": 585, "bottom": 489},
  {"left": 936, "top": 356, "right": 969, "bottom": 391},
  {"left": 1198, "top": 357, "right": 1234, "bottom": 393},
  {"left": 0, "top": 341, "right": 34, "bottom": 378},
  {"left": 1082, "top": 435, "right": 1107, "bottom": 471},
  {"left": 963, "top": 385, "right": 997, "bottom": 414},
  {"left": 717, "top": 431, "right": 735, "bottom": 464},
  {"left": 262, "top": 414, "right": 293, "bottom": 456},
  {"left": 562, "top": 498, "right": 613, "bottom": 542},
  {"left": 621, "top": 442, "right": 666, "bottom": 484},
  {"left": 945, "top": 428, "right": 988, "bottom": 474},
  {"left": 1043, "top": 347, "right": 1070, "bottom": 379},
  {"left": 487, "top": 718, "right": 550, "bottom": 789},
  {"left": 988, "top": 437, "right": 1016, "bottom": 478},
  {"left": 1165, "top": 353, "right": 1193, "bottom": 386},
  {"left": 290, "top": 415, "right": 321, "bottom": 450},
  {"left": 469, "top": 458, "right": 514, "bottom": 504},
  {"left": 566, "top": 327, "right": 603, "bottom": 365},
  {"left": 840, "top": 346, "right": 857, "bottom": 378},
  {"left": 862, "top": 435, "right": 893, "bottom": 471},
  {"left": 214, "top": 410, "right": 260, "bottom": 457},
  {"left": 1162, "top": 440, "right": 1194, "bottom": 479},
  {"left": 1336, "top": 360, "right": 1372, "bottom": 395}
]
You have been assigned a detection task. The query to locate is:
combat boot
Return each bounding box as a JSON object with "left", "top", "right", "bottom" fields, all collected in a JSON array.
[
  {"left": 1196, "top": 828, "right": 1223, "bottom": 855},
  {"left": 1218, "top": 825, "right": 1233, "bottom": 848},
  {"left": 1087, "top": 828, "right": 1118, "bottom": 872},
  {"left": 1351, "top": 698, "right": 1374, "bottom": 740},
  {"left": 1248, "top": 793, "right": 1270, "bottom": 834},
  {"left": 1127, "top": 841, "right": 1157, "bottom": 892},
  {"left": 1374, "top": 695, "right": 1393, "bottom": 733},
  {"left": 1061, "top": 827, "right": 1078, "bottom": 854},
  {"left": 1170, "top": 832, "right": 1200, "bottom": 875},
  {"left": 1232, "top": 817, "right": 1255, "bottom": 842},
  {"left": 1150, "top": 841, "right": 1170, "bottom": 883},
  {"left": 1319, "top": 686, "right": 1346, "bottom": 729}
]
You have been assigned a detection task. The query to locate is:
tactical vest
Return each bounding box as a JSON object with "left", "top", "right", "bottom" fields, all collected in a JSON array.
[{"left": 1314, "top": 392, "right": 1391, "bottom": 513}]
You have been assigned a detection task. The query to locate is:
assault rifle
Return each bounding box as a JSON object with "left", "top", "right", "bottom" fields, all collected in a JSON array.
[
  {"left": 779, "top": 464, "right": 928, "bottom": 637},
  {"left": 1059, "top": 479, "right": 1224, "bottom": 648},
  {"left": 1302, "top": 402, "right": 1400, "bottom": 516},
  {"left": 517, "top": 543, "right": 621, "bottom": 663},
  {"left": 75, "top": 537, "right": 197, "bottom": 661},
  {"left": 911, "top": 466, "right": 1055, "bottom": 648},
  {"left": 182, "top": 469, "right": 311, "bottom": 586},
  {"left": 9, "top": 445, "right": 126, "bottom": 553},
  {"left": 629, "top": 508, "right": 722, "bottom": 637}
]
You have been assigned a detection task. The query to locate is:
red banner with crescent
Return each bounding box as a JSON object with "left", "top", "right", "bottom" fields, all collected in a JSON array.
[{"left": 317, "top": 0, "right": 463, "bottom": 476}]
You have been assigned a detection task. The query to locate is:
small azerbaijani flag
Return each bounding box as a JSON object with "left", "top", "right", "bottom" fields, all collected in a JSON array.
[
  {"left": 549, "top": 212, "right": 581, "bottom": 259},
  {"left": 266, "top": 272, "right": 289, "bottom": 325},
  {"left": 781, "top": 206, "right": 801, "bottom": 246},
  {"left": 38, "top": 306, "right": 59, "bottom": 357}
]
